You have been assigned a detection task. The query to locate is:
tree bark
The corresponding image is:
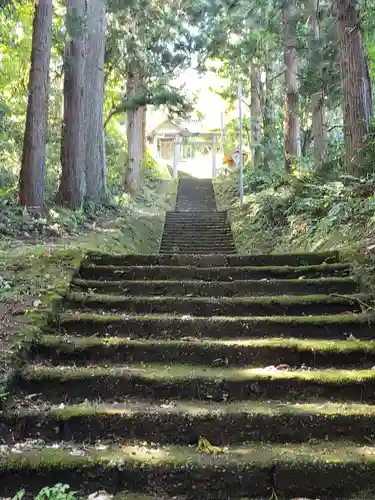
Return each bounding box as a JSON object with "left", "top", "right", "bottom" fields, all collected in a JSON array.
[
  {"left": 57, "top": 0, "right": 87, "bottom": 209},
  {"left": 283, "top": 0, "right": 301, "bottom": 172},
  {"left": 125, "top": 70, "right": 143, "bottom": 195},
  {"left": 336, "top": 0, "right": 372, "bottom": 172},
  {"left": 84, "top": 0, "right": 106, "bottom": 203},
  {"left": 19, "top": 0, "right": 53, "bottom": 211},
  {"left": 262, "top": 63, "right": 274, "bottom": 170},
  {"left": 141, "top": 105, "right": 147, "bottom": 159},
  {"left": 309, "top": 0, "right": 327, "bottom": 169},
  {"left": 251, "top": 66, "right": 262, "bottom": 168}
]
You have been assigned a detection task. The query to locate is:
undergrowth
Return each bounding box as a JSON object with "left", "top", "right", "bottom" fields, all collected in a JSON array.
[
  {"left": 0, "top": 158, "right": 176, "bottom": 399},
  {"left": 214, "top": 157, "right": 375, "bottom": 292},
  {"left": 216, "top": 168, "right": 375, "bottom": 252},
  {"left": 13, "top": 484, "right": 78, "bottom": 500}
]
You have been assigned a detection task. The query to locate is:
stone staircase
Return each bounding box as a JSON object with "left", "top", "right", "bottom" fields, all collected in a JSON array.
[
  {"left": 1, "top": 179, "right": 375, "bottom": 498},
  {"left": 175, "top": 178, "right": 217, "bottom": 211},
  {"left": 160, "top": 178, "right": 236, "bottom": 254}
]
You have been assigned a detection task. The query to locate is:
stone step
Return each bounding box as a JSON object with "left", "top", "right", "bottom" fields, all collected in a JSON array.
[
  {"left": 162, "top": 224, "right": 231, "bottom": 231},
  {"left": 175, "top": 200, "right": 217, "bottom": 206},
  {"left": 163, "top": 223, "right": 229, "bottom": 230},
  {"left": 165, "top": 213, "right": 228, "bottom": 220},
  {"left": 161, "top": 231, "right": 232, "bottom": 238},
  {"left": 162, "top": 233, "right": 234, "bottom": 243},
  {"left": 164, "top": 224, "right": 229, "bottom": 230},
  {"left": 159, "top": 243, "right": 236, "bottom": 250},
  {"left": 3, "top": 400, "right": 375, "bottom": 445},
  {"left": 0, "top": 441, "right": 373, "bottom": 498},
  {"left": 15, "top": 363, "right": 375, "bottom": 403},
  {"left": 165, "top": 216, "right": 229, "bottom": 222},
  {"left": 64, "top": 292, "right": 366, "bottom": 317},
  {"left": 71, "top": 277, "right": 358, "bottom": 297},
  {"left": 158, "top": 243, "right": 236, "bottom": 251},
  {"left": 160, "top": 240, "right": 235, "bottom": 247},
  {"left": 77, "top": 263, "right": 352, "bottom": 281},
  {"left": 165, "top": 209, "right": 227, "bottom": 216},
  {"left": 160, "top": 235, "right": 234, "bottom": 242},
  {"left": 175, "top": 197, "right": 216, "bottom": 202},
  {"left": 174, "top": 205, "right": 218, "bottom": 212},
  {"left": 56, "top": 312, "right": 373, "bottom": 340},
  {"left": 85, "top": 252, "right": 340, "bottom": 267},
  {"left": 159, "top": 246, "right": 237, "bottom": 253},
  {"left": 163, "top": 223, "right": 230, "bottom": 229},
  {"left": 30, "top": 335, "right": 375, "bottom": 368},
  {"left": 175, "top": 202, "right": 217, "bottom": 212},
  {"left": 159, "top": 248, "right": 236, "bottom": 255}
]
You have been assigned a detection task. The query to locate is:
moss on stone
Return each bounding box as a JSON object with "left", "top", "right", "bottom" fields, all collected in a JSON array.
[{"left": 19, "top": 363, "right": 375, "bottom": 384}]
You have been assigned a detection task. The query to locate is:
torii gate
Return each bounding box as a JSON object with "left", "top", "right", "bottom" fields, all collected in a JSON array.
[{"left": 171, "top": 132, "right": 221, "bottom": 178}]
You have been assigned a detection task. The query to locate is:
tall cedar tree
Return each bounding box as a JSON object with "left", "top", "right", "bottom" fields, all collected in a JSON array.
[
  {"left": 84, "top": 0, "right": 106, "bottom": 202},
  {"left": 336, "top": 0, "right": 372, "bottom": 172},
  {"left": 19, "top": 0, "right": 53, "bottom": 210},
  {"left": 283, "top": 0, "right": 301, "bottom": 172},
  {"left": 58, "top": 0, "right": 87, "bottom": 208}
]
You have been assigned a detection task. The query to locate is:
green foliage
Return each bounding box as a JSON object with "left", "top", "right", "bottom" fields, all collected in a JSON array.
[
  {"left": 223, "top": 162, "right": 375, "bottom": 255},
  {"left": 105, "top": 0, "right": 197, "bottom": 122},
  {"left": 106, "top": 85, "right": 193, "bottom": 125},
  {"left": 0, "top": 0, "right": 189, "bottom": 215},
  {"left": 13, "top": 484, "right": 77, "bottom": 500}
]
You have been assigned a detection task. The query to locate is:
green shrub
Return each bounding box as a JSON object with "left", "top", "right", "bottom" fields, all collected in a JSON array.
[{"left": 13, "top": 484, "right": 78, "bottom": 500}]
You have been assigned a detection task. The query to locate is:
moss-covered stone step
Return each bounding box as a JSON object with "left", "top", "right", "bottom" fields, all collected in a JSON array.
[
  {"left": 71, "top": 277, "right": 358, "bottom": 297},
  {"left": 166, "top": 210, "right": 227, "bottom": 221},
  {"left": 165, "top": 218, "right": 228, "bottom": 225},
  {"left": 77, "top": 263, "right": 352, "bottom": 281},
  {"left": 159, "top": 240, "right": 235, "bottom": 248},
  {"left": 160, "top": 240, "right": 236, "bottom": 247},
  {"left": 164, "top": 222, "right": 230, "bottom": 231},
  {"left": 159, "top": 243, "right": 236, "bottom": 250},
  {"left": 161, "top": 229, "right": 232, "bottom": 237},
  {"left": 162, "top": 227, "right": 231, "bottom": 233},
  {"left": 28, "top": 335, "right": 375, "bottom": 368},
  {"left": 165, "top": 210, "right": 227, "bottom": 219},
  {"left": 3, "top": 400, "right": 375, "bottom": 445},
  {"left": 85, "top": 253, "right": 230, "bottom": 267},
  {"left": 174, "top": 204, "right": 218, "bottom": 211},
  {"left": 85, "top": 252, "right": 340, "bottom": 267},
  {"left": 162, "top": 227, "right": 233, "bottom": 234},
  {"left": 56, "top": 312, "right": 374, "bottom": 340},
  {"left": 160, "top": 236, "right": 235, "bottom": 243},
  {"left": 0, "top": 441, "right": 375, "bottom": 498},
  {"left": 14, "top": 363, "right": 375, "bottom": 403},
  {"left": 159, "top": 247, "right": 237, "bottom": 255},
  {"left": 159, "top": 248, "right": 237, "bottom": 255},
  {"left": 164, "top": 214, "right": 229, "bottom": 222},
  {"left": 157, "top": 251, "right": 237, "bottom": 256},
  {"left": 64, "top": 292, "right": 366, "bottom": 316},
  {"left": 174, "top": 201, "right": 218, "bottom": 211}
]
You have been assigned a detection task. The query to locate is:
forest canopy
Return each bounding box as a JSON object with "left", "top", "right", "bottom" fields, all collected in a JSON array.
[{"left": 0, "top": 0, "right": 375, "bottom": 228}]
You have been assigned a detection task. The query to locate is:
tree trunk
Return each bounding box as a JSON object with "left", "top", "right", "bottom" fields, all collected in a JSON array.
[
  {"left": 141, "top": 105, "right": 147, "bottom": 159},
  {"left": 57, "top": 0, "right": 87, "bottom": 209},
  {"left": 283, "top": 0, "right": 301, "bottom": 172},
  {"left": 19, "top": 0, "right": 53, "bottom": 211},
  {"left": 262, "top": 63, "right": 274, "bottom": 170},
  {"left": 251, "top": 66, "right": 262, "bottom": 168},
  {"left": 309, "top": 0, "right": 327, "bottom": 169},
  {"left": 336, "top": 0, "right": 372, "bottom": 172},
  {"left": 84, "top": 0, "right": 106, "bottom": 203},
  {"left": 125, "top": 70, "right": 143, "bottom": 195}
]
